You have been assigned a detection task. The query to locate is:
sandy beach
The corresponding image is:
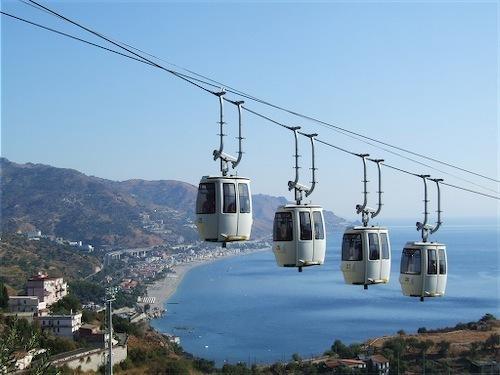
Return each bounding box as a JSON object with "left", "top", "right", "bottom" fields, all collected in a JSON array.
[
  {"left": 146, "top": 261, "right": 205, "bottom": 311},
  {"left": 146, "top": 249, "right": 269, "bottom": 312}
]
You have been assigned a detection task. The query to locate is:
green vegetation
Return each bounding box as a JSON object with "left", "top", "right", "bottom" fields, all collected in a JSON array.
[
  {"left": 0, "top": 283, "right": 8, "bottom": 309},
  {"left": 0, "top": 233, "right": 101, "bottom": 293},
  {"left": 0, "top": 315, "right": 64, "bottom": 374},
  {"left": 50, "top": 295, "right": 82, "bottom": 315}
]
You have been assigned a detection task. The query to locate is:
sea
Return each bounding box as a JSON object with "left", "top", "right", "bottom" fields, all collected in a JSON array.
[{"left": 151, "top": 224, "right": 500, "bottom": 365}]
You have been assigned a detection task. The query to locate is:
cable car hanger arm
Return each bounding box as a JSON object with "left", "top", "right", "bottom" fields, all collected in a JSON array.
[{"left": 429, "top": 178, "right": 444, "bottom": 234}]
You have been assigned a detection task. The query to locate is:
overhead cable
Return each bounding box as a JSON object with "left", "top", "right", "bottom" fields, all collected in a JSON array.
[
  {"left": 2, "top": 9, "right": 499, "bottom": 202},
  {"left": 21, "top": 0, "right": 499, "bottom": 185}
]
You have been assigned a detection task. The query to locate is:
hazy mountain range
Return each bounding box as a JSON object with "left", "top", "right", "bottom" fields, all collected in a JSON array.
[{"left": 0, "top": 158, "right": 351, "bottom": 248}]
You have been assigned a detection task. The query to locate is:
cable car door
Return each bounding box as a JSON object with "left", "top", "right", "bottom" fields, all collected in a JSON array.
[
  {"left": 220, "top": 182, "right": 238, "bottom": 240},
  {"left": 380, "top": 231, "right": 391, "bottom": 282},
  {"left": 425, "top": 247, "right": 439, "bottom": 295},
  {"left": 297, "top": 210, "right": 313, "bottom": 264},
  {"left": 236, "top": 182, "right": 251, "bottom": 238},
  {"left": 436, "top": 247, "right": 447, "bottom": 295},
  {"left": 366, "top": 232, "right": 382, "bottom": 283},
  {"left": 312, "top": 210, "right": 325, "bottom": 264}
]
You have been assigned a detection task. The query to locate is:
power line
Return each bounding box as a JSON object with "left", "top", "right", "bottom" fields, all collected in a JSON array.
[
  {"left": 2, "top": 9, "right": 499, "bottom": 202},
  {"left": 21, "top": 0, "right": 499, "bottom": 185}
]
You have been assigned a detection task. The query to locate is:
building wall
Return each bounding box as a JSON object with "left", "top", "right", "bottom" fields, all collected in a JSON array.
[
  {"left": 27, "top": 277, "right": 68, "bottom": 306},
  {"left": 8, "top": 296, "right": 46, "bottom": 315},
  {"left": 39, "top": 313, "right": 82, "bottom": 338},
  {"left": 52, "top": 345, "right": 127, "bottom": 372}
]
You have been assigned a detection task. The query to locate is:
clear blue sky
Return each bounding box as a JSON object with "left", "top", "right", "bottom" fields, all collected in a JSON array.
[{"left": 1, "top": 0, "right": 498, "bottom": 222}]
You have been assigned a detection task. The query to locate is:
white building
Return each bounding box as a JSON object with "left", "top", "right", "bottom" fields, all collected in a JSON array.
[
  {"left": 38, "top": 313, "right": 82, "bottom": 338},
  {"left": 26, "top": 272, "right": 68, "bottom": 306},
  {"left": 8, "top": 296, "right": 47, "bottom": 316}
]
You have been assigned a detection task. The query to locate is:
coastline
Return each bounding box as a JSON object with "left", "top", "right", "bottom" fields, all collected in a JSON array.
[{"left": 146, "top": 248, "right": 269, "bottom": 313}]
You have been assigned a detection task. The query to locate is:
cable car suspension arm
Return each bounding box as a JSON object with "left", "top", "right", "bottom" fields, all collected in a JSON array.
[
  {"left": 416, "top": 175, "right": 432, "bottom": 242},
  {"left": 356, "top": 154, "right": 375, "bottom": 226},
  {"left": 212, "top": 89, "right": 237, "bottom": 176},
  {"left": 370, "top": 159, "right": 384, "bottom": 219},
  {"left": 430, "top": 178, "right": 443, "bottom": 234}
]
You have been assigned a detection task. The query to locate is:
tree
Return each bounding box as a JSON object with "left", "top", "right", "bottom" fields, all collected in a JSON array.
[
  {"left": 50, "top": 294, "right": 81, "bottom": 314},
  {"left": 437, "top": 340, "right": 451, "bottom": 357},
  {"left": 468, "top": 341, "right": 481, "bottom": 359},
  {"left": 397, "top": 330, "right": 406, "bottom": 336},
  {"left": 291, "top": 353, "right": 302, "bottom": 362},
  {"left": 0, "top": 283, "right": 9, "bottom": 309},
  {"left": 480, "top": 313, "right": 496, "bottom": 322},
  {"left": 484, "top": 333, "right": 499, "bottom": 351}
]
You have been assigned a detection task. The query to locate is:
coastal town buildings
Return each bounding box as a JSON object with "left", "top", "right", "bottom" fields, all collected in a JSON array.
[
  {"left": 27, "top": 272, "right": 67, "bottom": 306},
  {"left": 8, "top": 296, "right": 47, "bottom": 316},
  {"left": 37, "top": 313, "right": 82, "bottom": 338}
]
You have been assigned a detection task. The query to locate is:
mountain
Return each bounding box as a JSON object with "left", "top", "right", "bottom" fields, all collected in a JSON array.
[{"left": 0, "top": 158, "right": 350, "bottom": 248}]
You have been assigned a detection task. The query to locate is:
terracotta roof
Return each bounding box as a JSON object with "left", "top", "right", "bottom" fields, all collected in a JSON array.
[{"left": 370, "top": 354, "right": 389, "bottom": 363}]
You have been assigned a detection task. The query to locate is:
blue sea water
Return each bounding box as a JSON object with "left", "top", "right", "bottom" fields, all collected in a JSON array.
[{"left": 152, "top": 225, "right": 500, "bottom": 365}]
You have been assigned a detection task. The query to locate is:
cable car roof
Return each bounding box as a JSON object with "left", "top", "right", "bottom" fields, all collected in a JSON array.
[{"left": 200, "top": 175, "right": 250, "bottom": 181}]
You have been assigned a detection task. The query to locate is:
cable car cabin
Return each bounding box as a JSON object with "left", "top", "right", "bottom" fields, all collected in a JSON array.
[
  {"left": 272, "top": 204, "right": 326, "bottom": 272},
  {"left": 340, "top": 226, "right": 391, "bottom": 289},
  {"left": 399, "top": 242, "right": 447, "bottom": 301},
  {"left": 195, "top": 176, "right": 252, "bottom": 244}
]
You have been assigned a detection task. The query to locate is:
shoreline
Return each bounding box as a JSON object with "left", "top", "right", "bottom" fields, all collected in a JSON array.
[{"left": 146, "top": 248, "right": 269, "bottom": 313}]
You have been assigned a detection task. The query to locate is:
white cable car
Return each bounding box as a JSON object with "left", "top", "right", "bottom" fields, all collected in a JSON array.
[
  {"left": 399, "top": 176, "right": 447, "bottom": 301},
  {"left": 272, "top": 127, "right": 326, "bottom": 272},
  {"left": 273, "top": 204, "right": 326, "bottom": 270},
  {"left": 400, "top": 241, "right": 447, "bottom": 301},
  {"left": 340, "top": 156, "right": 391, "bottom": 289},
  {"left": 341, "top": 226, "right": 391, "bottom": 287},
  {"left": 196, "top": 175, "right": 252, "bottom": 243},
  {"left": 195, "top": 92, "right": 252, "bottom": 246}
]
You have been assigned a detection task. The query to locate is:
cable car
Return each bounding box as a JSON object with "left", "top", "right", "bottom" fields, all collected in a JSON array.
[
  {"left": 399, "top": 176, "right": 447, "bottom": 301},
  {"left": 272, "top": 128, "right": 326, "bottom": 272},
  {"left": 399, "top": 241, "right": 447, "bottom": 301},
  {"left": 341, "top": 226, "right": 391, "bottom": 288},
  {"left": 273, "top": 204, "right": 326, "bottom": 271},
  {"left": 340, "top": 156, "right": 391, "bottom": 288},
  {"left": 196, "top": 175, "right": 252, "bottom": 243},
  {"left": 195, "top": 91, "right": 253, "bottom": 246}
]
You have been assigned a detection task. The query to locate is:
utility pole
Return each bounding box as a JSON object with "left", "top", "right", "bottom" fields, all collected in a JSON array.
[{"left": 106, "top": 287, "right": 117, "bottom": 375}]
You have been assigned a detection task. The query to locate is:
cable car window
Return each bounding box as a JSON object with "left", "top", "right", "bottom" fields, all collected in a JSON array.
[
  {"left": 312, "top": 211, "right": 324, "bottom": 240},
  {"left": 238, "top": 184, "right": 251, "bottom": 213},
  {"left": 428, "top": 249, "right": 438, "bottom": 275},
  {"left": 438, "top": 248, "right": 446, "bottom": 275},
  {"left": 401, "top": 248, "right": 421, "bottom": 275},
  {"left": 368, "top": 233, "right": 380, "bottom": 260},
  {"left": 196, "top": 183, "right": 216, "bottom": 214},
  {"left": 380, "top": 233, "right": 390, "bottom": 260},
  {"left": 273, "top": 212, "right": 293, "bottom": 241},
  {"left": 342, "top": 234, "right": 363, "bottom": 261},
  {"left": 223, "top": 183, "right": 237, "bottom": 213},
  {"left": 299, "top": 212, "right": 312, "bottom": 240}
]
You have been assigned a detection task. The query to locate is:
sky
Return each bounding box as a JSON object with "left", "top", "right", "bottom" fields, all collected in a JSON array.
[{"left": 1, "top": 0, "right": 498, "bottom": 222}]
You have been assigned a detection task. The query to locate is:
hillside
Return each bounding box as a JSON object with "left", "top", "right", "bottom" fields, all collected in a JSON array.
[
  {"left": 0, "top": 158, "right": 350, "bottom": 248},
  {"left": 0, "top": 233, "right": 102, "bottom": 293}
]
